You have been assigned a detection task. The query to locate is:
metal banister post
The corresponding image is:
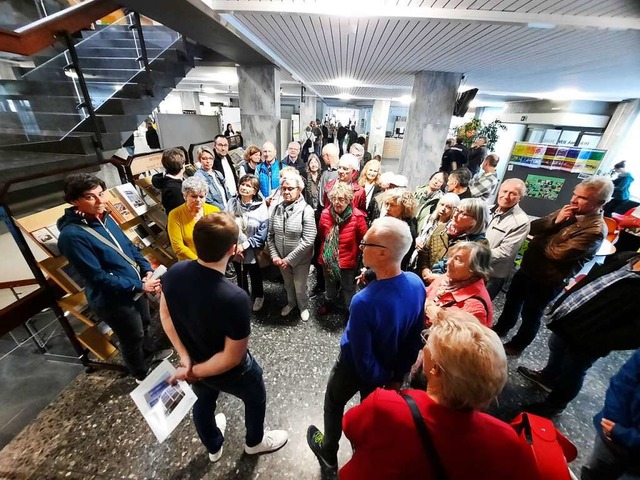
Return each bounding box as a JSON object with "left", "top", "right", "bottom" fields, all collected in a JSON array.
[
  {"left": 62, "top": 30, "right": 104, "bottom": 150},
  {"left": 131, "top": 12, "right": 154, "bottom": 96}
]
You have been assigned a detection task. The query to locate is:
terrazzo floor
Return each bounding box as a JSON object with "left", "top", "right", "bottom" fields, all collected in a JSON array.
[{"left": 0, "top": 269, "right": 633, "bottom": 480}]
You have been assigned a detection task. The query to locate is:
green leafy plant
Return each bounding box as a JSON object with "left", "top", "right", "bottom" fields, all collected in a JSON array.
[{"left": 456, "top": 119, "right": 506, "bottom": 150}]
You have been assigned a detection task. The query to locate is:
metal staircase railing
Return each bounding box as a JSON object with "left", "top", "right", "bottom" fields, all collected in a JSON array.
[{"left": 0, "top": 13, "right": 181, "bottom": 148}]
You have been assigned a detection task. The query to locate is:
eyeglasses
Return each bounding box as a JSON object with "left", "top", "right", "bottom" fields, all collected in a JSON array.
[
  {"left": 331, "top": 197, "right": 349, "bottom": 204},
  {"left": 359, "top": 240, "right": 387, "bottom": 249},
  {"left": 281, "top": 186, "right": 297, "bottom": 192},
  {"left": 215, "top": 143, "right": 229, "bottom": 148},
  {"left": 453, "top": 208, "right": 473, "bottom": 218}
]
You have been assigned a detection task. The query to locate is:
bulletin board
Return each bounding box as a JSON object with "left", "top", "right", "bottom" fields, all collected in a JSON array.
[{"left": 502, "top": 142, "right": 607, "bottom": 218}]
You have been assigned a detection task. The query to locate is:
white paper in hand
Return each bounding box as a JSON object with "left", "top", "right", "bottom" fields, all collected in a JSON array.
[{"left": 130, "top": 360, "right": 197, "bottom": 443}]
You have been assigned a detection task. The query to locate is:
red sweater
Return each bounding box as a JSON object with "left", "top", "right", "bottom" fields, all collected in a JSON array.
[
  {"left": 317, "top": 207, "right": 368, "bottom": 269},
  {"left": 323, "top": 178, "right": 367, "bottom": 213},
  {"left": 341, "top": 388, "right": 539, "bottom": 480},
  {"left": 427, "top": 276, "right": 493, "bottom": 327}
]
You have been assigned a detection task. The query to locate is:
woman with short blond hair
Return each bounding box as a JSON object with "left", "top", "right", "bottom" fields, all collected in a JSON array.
[
  {"left": 340, "top": 309, "right": 538, "bottom": 480},
  {"left": 382, "top": 188, "right": 418, "bottom": 270}
]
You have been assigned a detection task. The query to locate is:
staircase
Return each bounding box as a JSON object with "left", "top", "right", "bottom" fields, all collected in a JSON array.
[{"left": 0, "top": 16, "right": 198, "bottom": 203}]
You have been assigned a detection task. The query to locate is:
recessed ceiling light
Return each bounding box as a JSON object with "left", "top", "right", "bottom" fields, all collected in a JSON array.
[
  {"left": 527, "top": 22, "right": 556, "bottom": 29},
  {"left": 393, "top": 95, "right": 411, "bottom": 104},
  {"left": 337, "top": 93, "right": 352, "bottom": 100},
  {"left": 332, "top": 78, "right": 361, "bottom": 88}
]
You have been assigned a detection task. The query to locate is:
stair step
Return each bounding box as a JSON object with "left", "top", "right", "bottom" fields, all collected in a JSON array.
[
  {"left": 76, "top": 114, "right": 149, "bottom": 134},
  {"left": 74, "top": 46, "right": 166, "bottom": 58}
]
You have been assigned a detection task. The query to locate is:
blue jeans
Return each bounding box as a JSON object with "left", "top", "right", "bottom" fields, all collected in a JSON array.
[
  {"left": 541, "top": 333, "right": 601, "bottom": 409},
  {"left": 581, "top": 433, "right": 640, "bottom": 480},
  {"left": 96, "top": 297, "right": 152, "bottom": 379},
  {"left": 322, "top": 355, "right": 376, "bottom": 463},
  {"left": 192, "top": 353, "right": 266, "bottom": 454},
  {"left": 493, "top": 269, "right": 563, "bottom": 350}
]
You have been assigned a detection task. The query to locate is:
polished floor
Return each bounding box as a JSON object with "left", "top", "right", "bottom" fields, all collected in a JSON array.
[{"left": 0, "top": 270, "right": 633, "bottom": 480}]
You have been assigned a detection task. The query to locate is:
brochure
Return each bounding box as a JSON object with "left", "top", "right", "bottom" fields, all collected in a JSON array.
[{"left": 130, "top": 360, "right": 197, "bottom": 443}]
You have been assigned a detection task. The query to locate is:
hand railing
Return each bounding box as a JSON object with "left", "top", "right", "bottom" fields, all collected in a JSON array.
[{"left": 0, "top": 13, "right": 181, "bottom": 148}]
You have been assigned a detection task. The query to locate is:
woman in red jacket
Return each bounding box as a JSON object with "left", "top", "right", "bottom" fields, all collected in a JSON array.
[
  {"left": 317, "top": 182, "right": 368, "bottom": 317},
  {"left": 340, "top": 309, "right": 539, "bottom": 480}
]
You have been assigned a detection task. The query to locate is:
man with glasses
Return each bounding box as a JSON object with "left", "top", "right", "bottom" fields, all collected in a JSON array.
[
  {"left": 257, "top": 141, "right": 282, "bottom": 200},
  {"left": 317, "top": 143, "right": 340, "bottom": 209},
  {"left": 322, "top": 154, "right": 366, "bottom": 212},
  {"left": 57, "top": 174, "right": 171, "bottom": 382},
  {"left": 493, "top": 176, "right": 614, "bottom": 356},
  {"left": 307, "top": 216, "right": 426, "bottom": 473},
  {"left": 212, "top": 134, "right": 238, "bottom": 197}
]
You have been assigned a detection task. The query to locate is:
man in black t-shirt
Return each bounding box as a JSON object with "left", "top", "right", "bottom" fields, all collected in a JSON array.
[
  {"left": 160, "top": 212, "right": 288, "bottom": 463},
  {"left": 440, "top": 135, "right": 469, "bottom": 173}
]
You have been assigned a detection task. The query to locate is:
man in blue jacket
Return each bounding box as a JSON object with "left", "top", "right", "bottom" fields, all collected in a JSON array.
[
  {"left": 306, "top": 216, "right": 426, "bottom": 472},
  {"left": 582, "top": 349, "right": 640, "bottom": 479},
  {"left": 57, "top": 173, "right": 170, "bottom": 381}
]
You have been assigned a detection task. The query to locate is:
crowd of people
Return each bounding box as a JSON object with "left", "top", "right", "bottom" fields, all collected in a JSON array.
[{"left": 56, "top": 125, "right": 640, "bottom": 478}]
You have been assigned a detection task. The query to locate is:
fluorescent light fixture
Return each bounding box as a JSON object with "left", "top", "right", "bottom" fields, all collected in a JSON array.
[
  {"left": 337, "top": 93, "right": 352, "bottom": 100},
  {"left": 332, "top": 78, "right": 361, "bottom": 88},
  {"left": 393, "top": 95, "right": 412, "bottom": 104},
  {"left": 542, "top": 89, "right": 587, "bottom": 101},
  {"left": 527, "top": 22, "right": 556, "bottom": 29}
]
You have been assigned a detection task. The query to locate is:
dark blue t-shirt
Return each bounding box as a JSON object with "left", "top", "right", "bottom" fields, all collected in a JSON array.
[{"left": 162, "top": 260, "right": 251, "bottom": 366}]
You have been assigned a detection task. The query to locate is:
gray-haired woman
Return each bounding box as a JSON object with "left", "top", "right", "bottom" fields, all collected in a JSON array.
[
  {"left": 168, "top": 176, "right": 221, "bottom": 260},
  {"left": 267, "top": 173, "right": 317, "bottom": 321},
  {"left": 418, "top": 197, "right": 489, "bottom": 284}
]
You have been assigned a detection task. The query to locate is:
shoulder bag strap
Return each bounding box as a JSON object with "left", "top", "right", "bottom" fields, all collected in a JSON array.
[
  {"left": 400, "top": 392, "right": 448, "bottom": 480},
  {"left": 77, "top": 224, "right": 137, "bottom": 268},
  {"left": 469, "top": 295, "right": 490, "bottom": 318}
]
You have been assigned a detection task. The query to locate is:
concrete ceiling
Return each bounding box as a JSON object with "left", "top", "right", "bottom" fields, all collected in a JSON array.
[{"left": 191, "top": 0, "right": 640, "bottom": 107}]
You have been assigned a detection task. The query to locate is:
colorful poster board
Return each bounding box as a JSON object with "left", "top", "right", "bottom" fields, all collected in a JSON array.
[{"left": 509, "top": 142, "right": 605, "bottom": 175}]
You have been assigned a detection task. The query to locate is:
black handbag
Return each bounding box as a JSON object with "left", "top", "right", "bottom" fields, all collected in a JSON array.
[{"left": 400, "top": 392, "right": 448, "bottom": 480}]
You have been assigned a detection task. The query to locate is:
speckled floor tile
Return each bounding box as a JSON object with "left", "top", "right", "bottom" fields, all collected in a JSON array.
[{"left": 0, "top": 279, "right": 634, "bottom": 478}]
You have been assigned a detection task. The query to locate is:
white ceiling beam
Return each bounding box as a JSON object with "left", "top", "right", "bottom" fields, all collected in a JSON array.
[{"left": 204, "top": 1, "right": 640, "bottom": 30}]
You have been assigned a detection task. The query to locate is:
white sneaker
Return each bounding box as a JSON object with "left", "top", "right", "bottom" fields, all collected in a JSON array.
[
  {"left": 281, "top": 305, "right": 294, "bottom": 316},
  {"left": 252, "top": 297, "right": 264, "bottom": 312},
  {"left": 300, "top": 309, "right": 310, "bottom": 322},
  {"left": 208, "top": 413, "right": 227, "bottom": 462},
  {"left": 244, "top": 429, "right": 289, "bottom": 455}
]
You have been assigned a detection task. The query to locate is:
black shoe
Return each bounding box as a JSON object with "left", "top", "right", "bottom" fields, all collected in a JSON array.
[
  {"left": 523, "top": 401, "right": 564, "bottom": 418},
  {"left": 306, "top": 425, "right": 337, "bottom": 470},
  {"left": 517, "top": 366, "right": 553, "bottom": 393},
  {"left": 503, "top": 342, "right": 523, "bottom": 357}
]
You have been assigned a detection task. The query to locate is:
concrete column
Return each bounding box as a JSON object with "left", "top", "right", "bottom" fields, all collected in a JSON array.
[
  {"left": 398, "top": 71, "right": 462, "bottom": 188},
  {"left": 299, "top": 94, "right": 317, "bottom": 135},
  {"left": 238, "top": 65, "right": 281, "bottom": 154},
  {"left": 597, "top": 99, "right": 640, "bottom": 172},
  {"left": 368, "top": 100, "right": 391, "bottom": 156},
  {"left": 178, "top": 91, "right": 201, "bottom": 114}
]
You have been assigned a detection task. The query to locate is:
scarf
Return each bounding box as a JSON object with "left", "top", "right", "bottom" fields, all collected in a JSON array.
[
  {"left": 322, "top": 204, "right": 353, "bottom": 283},
  {"left": 433, "top": 275, "right": 478, "bottom": 304}
]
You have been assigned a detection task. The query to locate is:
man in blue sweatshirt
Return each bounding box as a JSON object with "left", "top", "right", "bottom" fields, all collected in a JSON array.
[
  {"left": 57, "top": 173, "right": 169, "bottom": 381},
  {"left": 307, "top": 216, "right": 426, "bottom": 472}
]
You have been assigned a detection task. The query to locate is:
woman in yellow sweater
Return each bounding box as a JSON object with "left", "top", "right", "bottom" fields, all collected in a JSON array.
[{"left": 168, "top": 176, "right": 220, "bottom": 260}]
